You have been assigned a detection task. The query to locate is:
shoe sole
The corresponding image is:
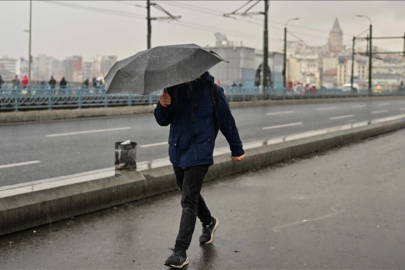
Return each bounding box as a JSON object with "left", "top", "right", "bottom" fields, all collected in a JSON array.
[
  {"left": 169, "top": 257, "right": 189, "bottom": 269},
  {"left": 204, "top": 217, "right": 219, "bottom": 245}
]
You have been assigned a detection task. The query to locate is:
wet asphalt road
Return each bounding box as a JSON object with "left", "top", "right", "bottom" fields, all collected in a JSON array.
[
  {"left": 1, "top": 98, "right": 405, "bottom": 186},
  {"left": 1, "top": 127, "right": 404, "bottom": 269}
]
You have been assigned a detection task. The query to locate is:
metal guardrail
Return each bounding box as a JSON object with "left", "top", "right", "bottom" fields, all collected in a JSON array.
[
  {"left": 1, "top": 86, "right": 404, "bottom": 112},
  {"left": 0, "top": 87, "right": 160, "bottom": 111}
]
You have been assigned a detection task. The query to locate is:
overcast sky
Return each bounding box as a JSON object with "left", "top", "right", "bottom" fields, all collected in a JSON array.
[{"left": 2, "top": 1, "right": 405, "bottom": 61}]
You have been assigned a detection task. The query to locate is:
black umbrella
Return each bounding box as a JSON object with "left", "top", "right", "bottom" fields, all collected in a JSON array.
[{"left": 105, "top": 44, "right": 227, "bottom": 95}]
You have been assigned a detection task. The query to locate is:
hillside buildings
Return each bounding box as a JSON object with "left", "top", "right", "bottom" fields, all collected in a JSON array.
[
  {"left": 286, "top": 17, "right": 404, "bottom": 90},
  {"left": 0, "top": 54, "right": 117, "bottom": 82}
]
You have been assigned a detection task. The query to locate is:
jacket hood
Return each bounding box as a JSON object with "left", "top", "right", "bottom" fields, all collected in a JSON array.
[{"left": 196, "top": 71, "right": 214, "bottom": 84}]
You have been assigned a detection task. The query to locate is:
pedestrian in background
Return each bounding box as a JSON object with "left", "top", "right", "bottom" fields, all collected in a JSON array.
[
  {"left": 12, "top": 75, "right": 20, "bottom": 89},
  {"left": 40, "top": 80, "right": 46, "bottom": 89},
  {"left": 0, "top": 75, "right": 4, "bottom": 89},
  {"left": 399, "top": 81, "right": 404, "bottom": 92},
  {"left": 92, "top": 77, "right": 97, "bottom": 88},
  {"left": 83, "top": 78, "right": 89, "bottom": 88},
  {"left": 60, "top": 77, "right": 67, "bottom": 88},
  {"left": 49, "top": 76, "right": 56, "bottom": 89},
  {"left": 155, "top": 71, "right": 245, "bottom": 269},
  {"left": 22, "top": 75, "right": 28, "bottom": 89},
  {"left": 99, "top": 78, "right": 104, "bottom": 87}
]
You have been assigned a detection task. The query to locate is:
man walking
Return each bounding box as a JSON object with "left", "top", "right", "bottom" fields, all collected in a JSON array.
[{"left": 154, "top": 71, "right": 245, "bottom": 269}]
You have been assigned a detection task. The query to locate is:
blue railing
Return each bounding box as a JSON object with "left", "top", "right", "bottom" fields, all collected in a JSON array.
[{"left": 1, "top": 86, "right": 404, "bottom": 112}]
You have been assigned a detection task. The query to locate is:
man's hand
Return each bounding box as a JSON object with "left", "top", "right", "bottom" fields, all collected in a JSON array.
[
  {"left": 232, "top": 153, "right": 245, "bottom": 163},
  {"left": 159, "top": 89, "right": 171, "bottom": 108}
]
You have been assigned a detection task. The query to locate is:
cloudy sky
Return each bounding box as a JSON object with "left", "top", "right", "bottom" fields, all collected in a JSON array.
[{"left": 2, "top": 1, "right": 404, "bottom": 61}]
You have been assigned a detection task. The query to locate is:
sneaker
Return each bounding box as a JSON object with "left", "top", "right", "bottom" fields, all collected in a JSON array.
[
  {"left": 164, "top": 248, "right": 189, "bottom": 269},
  {"left": 199, "top": 217, "right": 219, "bottom": 245}
]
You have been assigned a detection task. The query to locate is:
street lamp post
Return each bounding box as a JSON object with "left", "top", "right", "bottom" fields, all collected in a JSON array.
[
  {"left": 223, "top": 1, "right": 271, "bottom": 89},
  {"left": 145, "top": 0, "right": 180, "bottom": 50},
  {"left": 283, "top": 18, "right": 299, "bottom": 89},
  {"left": 262, "top": 0, "right": 269, "bottom": 89},
  {"left": 147, "top": 0, "right": 151, "bottom": 49},
  {"left": 28, "top": 0, "right": 32, "bottom": 84},
  {"left": 356, "top": 15, "right": 372, "bottom": 95},
  {"left": 350, "top": 36, "right": 355, "bottom": 91}
]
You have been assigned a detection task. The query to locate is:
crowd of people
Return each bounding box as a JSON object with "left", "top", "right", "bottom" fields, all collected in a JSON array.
[
  {"left": 0, "top": 75, "right": 105, "bottom": 90},
  {"left": 84, "top": 77, "right": 105, "bottom": 88},
  {"left": 0, "top": 75, "right": 68, "bottom": 90}
]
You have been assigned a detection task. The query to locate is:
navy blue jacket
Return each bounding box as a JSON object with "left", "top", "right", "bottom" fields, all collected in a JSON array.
[{"left": 154, "top": 72, "right": 244, "bottom": 169}]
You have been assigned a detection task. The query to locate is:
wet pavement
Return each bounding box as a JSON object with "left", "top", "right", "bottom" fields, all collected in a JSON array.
[
  {"left": 1, "top": 129, "right": 405, "bottom": 269},
  {"left": 3, "top": 98, "right": 405, "bottom": 186}
]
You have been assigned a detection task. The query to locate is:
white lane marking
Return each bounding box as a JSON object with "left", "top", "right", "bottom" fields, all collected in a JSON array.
[
  {"left": 262, "top": 122, "right": 303, "bottom": 130},
  {"left": 265, "top": 111, "right": 295, "bottom": 116},
  {"left": 352, "top": 105, "right": 366, "bottom": 108},
  {"left": 378, "top": 103, "right": 390, "bottom": 106},
  {"left": 140, "top": 142, "right": 167, "bottom": 148},
  {"left": 330, "top": 115, "right": 354, "bottom": 120},
  {"left": 316, "top": 107, "right": 336, "bottom": 111},
  {"left": 372, "top": 110, "right": 388, "bottom": 114},
  {"left": 0, "top": 160, "right": 41, "bottom": 169},
  {"left": 46, "top": 127, "right": 131, "bottom": 137}
]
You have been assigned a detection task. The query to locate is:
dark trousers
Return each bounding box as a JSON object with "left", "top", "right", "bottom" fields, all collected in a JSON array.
[{"left": 173, "top": 165, "right": 212, "bottom": 251}]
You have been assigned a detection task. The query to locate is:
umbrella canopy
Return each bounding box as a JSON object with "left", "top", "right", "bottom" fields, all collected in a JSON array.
[{"left": 105, "top": 44, "right": 227, "bottom": 95}]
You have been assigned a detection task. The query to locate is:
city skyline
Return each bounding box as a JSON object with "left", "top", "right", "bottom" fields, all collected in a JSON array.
[{"left": 1, "top": 1, "right": 405, "bottom": 61}]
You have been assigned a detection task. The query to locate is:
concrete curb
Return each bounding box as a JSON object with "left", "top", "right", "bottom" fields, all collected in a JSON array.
[
  {"left": 1, "top": 116, "right": 405, "bottom": 236},
  {"left": 1, "top": 96, "right": 404, "bottom": 124}
]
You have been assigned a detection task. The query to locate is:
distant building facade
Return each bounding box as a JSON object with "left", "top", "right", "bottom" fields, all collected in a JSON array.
[
  {"left": 0, "top": 57, "right": 19, "bottom": 79},
  {"left": 287, "top": 53, "right": 323, "bottom": 87},
  {"left": 64, "top": 55, "right": 83, "bottom": 82},
  {"left": 206, "top": 33, "right": 283, "bottom": 88},
  {"left": 337, "top": 56, "right": 368, "bottom": 87},
  {"left": 83, "top": 60, "right": 94, "bottom": 82}
]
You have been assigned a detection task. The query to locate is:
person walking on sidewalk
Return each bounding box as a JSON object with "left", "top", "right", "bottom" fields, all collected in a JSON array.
[{"left": 154, "top": 71, "right": 245, "bottom": 269}]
